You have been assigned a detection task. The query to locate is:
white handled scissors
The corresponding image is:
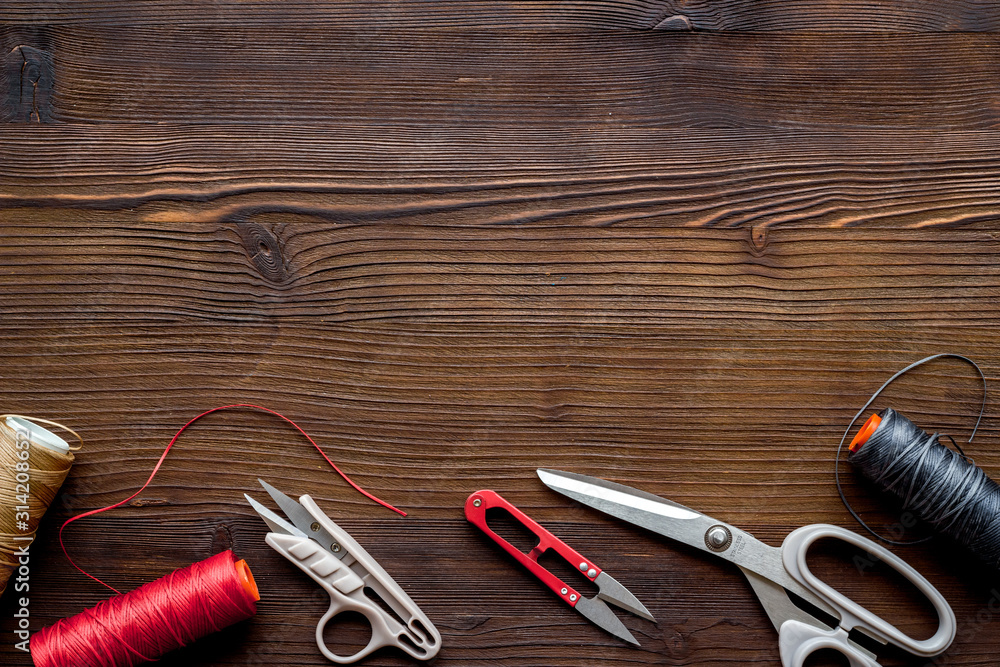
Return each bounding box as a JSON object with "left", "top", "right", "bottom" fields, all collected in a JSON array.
[
  {"left": 537, "top": 469, "right": 956, "bottom": 667},
  {"left": 246, "top": 480, "right": 442, "bottom": 664}
]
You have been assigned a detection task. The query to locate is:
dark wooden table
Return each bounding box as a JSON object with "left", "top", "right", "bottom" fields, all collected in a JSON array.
[{"left": 3, "top": 3, "right": 1000, "bottom": 666}]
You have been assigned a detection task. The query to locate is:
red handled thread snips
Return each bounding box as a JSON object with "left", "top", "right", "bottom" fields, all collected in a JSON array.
[{"left": 465, "top": 489, "right": 654, "bottom": 645}]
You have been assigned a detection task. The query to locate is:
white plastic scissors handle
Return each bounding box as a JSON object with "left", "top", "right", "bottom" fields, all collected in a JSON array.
[
  {"left": 248, "top": 484, "right": 441, "bottom": 664},
  {"left": 778, "top": 621, "right": 876, "bottom": 667},
  {"left": 267, "top": 530, "right": 437, "bottom": 664},
  {"left": 779, "top": 524, "right": 956, "bottom": 667}
]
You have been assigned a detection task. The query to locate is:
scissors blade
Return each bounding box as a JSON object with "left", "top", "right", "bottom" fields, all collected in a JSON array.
[
  {"left": 574, "top": 596, "right": 640, "bottom": 646},
  {"left": 594, "top": 572, "right": 654, "bottom": 622},
  {"left": 536, "top": 469, "right": 837, "bottom": 619},
  {"left": 245, "top": 493, "right": 307, "bottom": 538},
  {"left": 740, "top": 567, "right": 829, "bottom": 633},
  {"left": 741, "top": 568, "right": 880, "bottom": 661},
  {"left": 258, "top": 479, "right": 344, "bottom": 558},
  {"left": 537, "top": 468, "right": 716, "bottom": 552}
]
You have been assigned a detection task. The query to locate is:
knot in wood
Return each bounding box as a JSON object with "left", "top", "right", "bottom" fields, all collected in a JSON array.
[
  {"left": 211, "top": 522, "right": 235, "bottom": 553},
  {"left": 236, "top": 222, "right": 289, "bottom": 284},
  {"left": 4, "top": 45, "right": 54, "bottom": 123},
  {"left": 748, "top": 225, "right": 769, "bottom": 255}
]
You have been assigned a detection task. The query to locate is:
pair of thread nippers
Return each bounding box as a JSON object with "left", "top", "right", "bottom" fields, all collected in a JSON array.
[
  {"left": 246, "top": 480, "right": 441, "bottom": 664},
  {"left": 465, "top": 489, "right": 655, "bottom": 645}
]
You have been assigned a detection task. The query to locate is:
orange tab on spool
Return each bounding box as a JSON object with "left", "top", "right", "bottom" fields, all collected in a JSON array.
[
  {"left": 849, "top": 413, "right": 882, "bottom": 453},
  {"left": 235, "top": 559, "right": 260, "bottom": 602}
]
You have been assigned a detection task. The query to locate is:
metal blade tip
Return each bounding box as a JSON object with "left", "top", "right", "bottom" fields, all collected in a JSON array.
[
  {"left": 595, "top": 572, "right": 655, "bottom": 622},
  {"left": 245, "top": 492, "right": 304, "bottom": 537},
  {"left": 574, "top": 596, "right": 641, "bottom": 647}
]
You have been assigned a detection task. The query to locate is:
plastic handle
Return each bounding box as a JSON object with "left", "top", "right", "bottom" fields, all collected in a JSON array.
[
  {"left": 781, "top": 524, "right": 956, "bottom": 659},
  {"left": 778, "top": 621, "right": 878, "bottom": 667},
  {"left": 314, "top": 589, "right": 411, "bottom": 665},
  {"left": 264, "top": 495, "right": 441, "bottom": 664},
  {"left": 265, "top": 532, "right": 384, "bottom": 663},
  {"left": 465, "top": 490, "right": 602, "bottom": 608}
]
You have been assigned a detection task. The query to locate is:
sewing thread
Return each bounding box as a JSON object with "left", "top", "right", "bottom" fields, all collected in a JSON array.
[
  {"left": 60, "top": 403, "right": 404, "bottom": 594},
  {"left": 30, "top": 550, "right": 259, "bottom": 667},
  {"left": 848, "top": 408, "right": 1000, "bottom": 568},
  {"left": 0, "top": 415, "right": 80, "bottom": 597},
  {"left": 836, "top": 354, "right": 1000, "bottom": 569}
]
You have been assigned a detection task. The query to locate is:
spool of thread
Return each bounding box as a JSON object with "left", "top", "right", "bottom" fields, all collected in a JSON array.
[
  {"left": 31, "top": 549, "right": 259, "bottom": 667},
  {"left": 0, "top": 415, "right": 80, "bottom": 597},
  {"left": 848, "top": 407, "right": 1000, "bottom": 569}
]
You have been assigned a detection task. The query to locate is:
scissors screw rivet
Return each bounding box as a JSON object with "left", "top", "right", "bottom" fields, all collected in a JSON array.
[
  {"left": 311, "top": 522, "right": 321, "bottom": 532},
  {"left": 332, "top": 543, "right": 342, "bottom": 553},
  {"left": 561, "top": 587, "right": 568, "bottom": 595},
  {"left": 473, "top": 498, "right": 482, "bottom": 507},
  {"left": 705, "top": 525, "right": 732, "bottom": 552},
  {"left": 569, "top": 594, "right": 577, "bottom": 602},
  {"left": 579, "top": 562, "right": 588, "bottom": 571},
  {"left": 587, "top": 568, "right": 597, "bottom": 578}
]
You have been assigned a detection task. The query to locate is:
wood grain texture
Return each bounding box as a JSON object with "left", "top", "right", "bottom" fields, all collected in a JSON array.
[
  {"left": 0, "top": 224, "right": 998, "bottom": 666},
  {"left": 0, "top": 224, "right": 998, "bottom": 327},
  {"left": 3, "top": 2, "right": 1000, "bottom": 664},
  {"left": 1, "top": 28, "right": 999, "bottom": 129},
  {"left": 4, "top": 126, "right": 1000, "bottom": 228},
  {"left": 1, "top": 0, "right": 1000, "bottom": 32},
  {"left": 2, "top": 225, "right": 1000, "bottom": 326}
]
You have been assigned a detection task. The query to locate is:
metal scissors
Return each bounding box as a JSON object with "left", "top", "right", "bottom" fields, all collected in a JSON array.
[
  {"left": 536, "top": 469, "right": 956, "bottom": 667},
  {"left": 246, "top": 480, "right": 442, "bottom": 664},
  {"left": 465, "top": 489, "right": 654, "bottom": 645}
]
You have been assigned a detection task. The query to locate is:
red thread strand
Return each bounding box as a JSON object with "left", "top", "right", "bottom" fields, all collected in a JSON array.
[
  {"left": 60, "top": 404, "right": 406, "bottom": 593},
  {"left": 31, "top": 551, "right": 257, "bottom": 667}
]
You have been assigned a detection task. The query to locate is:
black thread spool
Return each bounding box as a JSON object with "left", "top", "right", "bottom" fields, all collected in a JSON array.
[{"left": 847, "top": 407, "right": 1000, "bottom": 570}]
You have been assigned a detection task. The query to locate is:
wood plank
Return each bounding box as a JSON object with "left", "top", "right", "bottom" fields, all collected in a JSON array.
[
  {"left": 1, "top": 0, "right": 999, "bottom": 32},
  {"left": 1, "top": 225, "right": 1000, "bottom": 325},
  {"left": 4, "top": 126, "right": 1000, "bottom": 228},
  {"left": 1, "top": 29, "right": 998, "bottom": 128}
]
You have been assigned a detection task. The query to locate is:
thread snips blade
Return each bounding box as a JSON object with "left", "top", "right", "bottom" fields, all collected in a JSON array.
[
  {"left": 245, "top": 493, "right": 306, "bottom": 538},
  {"left": 574, "top": 596, "right": 641, "bottom": 645},
  {"left": 595, "top": 571, "right": 654, "bottom": 622},
  {"left": 252, "top": 479, "right": 345, "bottom": 559}
]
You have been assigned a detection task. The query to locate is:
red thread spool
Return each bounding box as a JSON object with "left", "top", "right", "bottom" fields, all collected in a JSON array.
[{"left": 31, "top": 550, "right": 259, "bottom": 667}]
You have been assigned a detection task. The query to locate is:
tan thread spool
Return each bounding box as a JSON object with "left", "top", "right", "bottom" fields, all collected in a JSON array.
[{"left": 0, "top": 415, "right": 81, "bottom": 597}]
